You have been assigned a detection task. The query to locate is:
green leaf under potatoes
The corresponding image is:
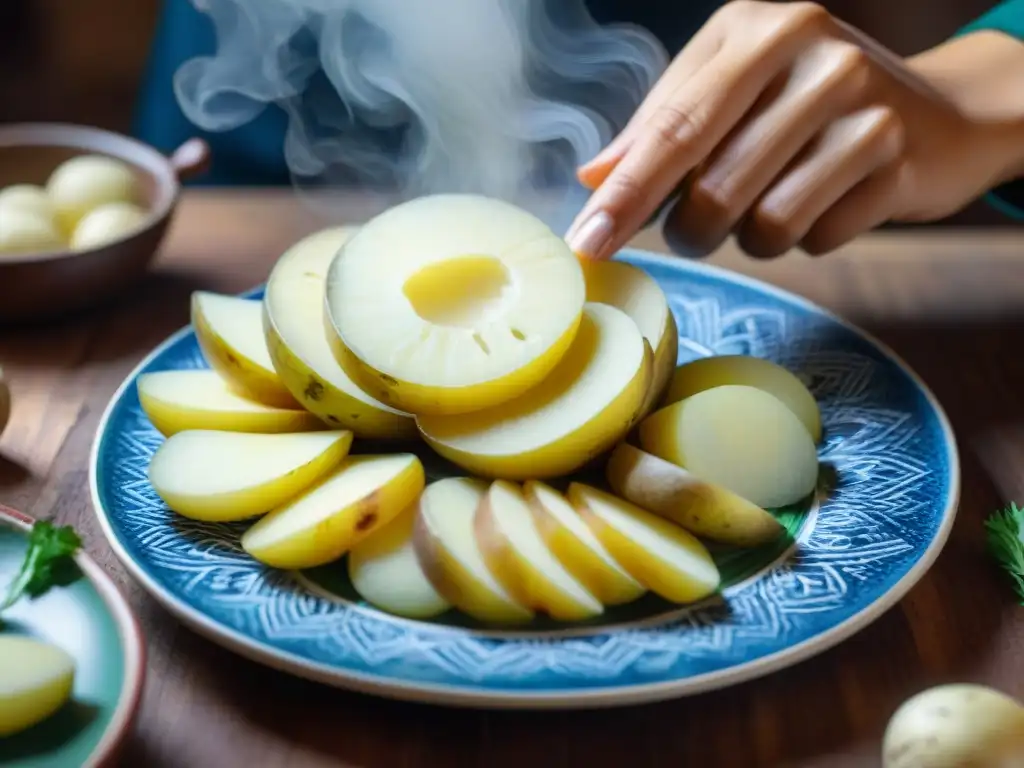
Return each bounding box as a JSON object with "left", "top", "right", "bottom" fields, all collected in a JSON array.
[{"left": 985, "top": 502, "right": 1024, "bottom": 603}]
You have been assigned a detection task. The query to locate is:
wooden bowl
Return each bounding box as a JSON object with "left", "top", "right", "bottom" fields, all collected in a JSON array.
[{"left": 0, "top": 123, "right": 210, "bottom": 324}]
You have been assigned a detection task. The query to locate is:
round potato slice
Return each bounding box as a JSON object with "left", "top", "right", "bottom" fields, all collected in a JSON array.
[
  {"left": 0, "top": 635, "right": 75, "bottom": 737},
  {"left": 417, "top": 303, "right": 650, "bottom": 479},
  {"left": 639, "top": 385, "right": 819, "bottom": 509},
  {"left": 325, "top": 194, "right": 586, "bottom": 416}
]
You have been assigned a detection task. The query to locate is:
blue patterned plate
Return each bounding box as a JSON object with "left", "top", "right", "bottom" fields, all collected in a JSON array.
[{"left": 89, "top": 248, "right": 958, "bottom": 709}]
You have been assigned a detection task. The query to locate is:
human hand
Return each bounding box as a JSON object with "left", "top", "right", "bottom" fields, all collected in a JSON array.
[{"left": 566, "top": 0, "right": 1024, "bottom": 260}]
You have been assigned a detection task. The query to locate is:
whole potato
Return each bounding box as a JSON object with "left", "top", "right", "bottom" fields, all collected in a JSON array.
[
  {"left": 70, "top": 201, "right": 148, "bottom": 251},
  {"left": 46, "top": 154, "right": 138, "bottom": 233},
  {"left": 0, "top": 184, "right": 56, "bottom": 223},
  {"left": 0, "top": 207, "right": 64, "bottom": 255}
]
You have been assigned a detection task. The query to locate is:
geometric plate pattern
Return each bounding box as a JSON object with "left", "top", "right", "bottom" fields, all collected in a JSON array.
[{"left": 90, "top": 249, "right": 958, "bottom": 707}]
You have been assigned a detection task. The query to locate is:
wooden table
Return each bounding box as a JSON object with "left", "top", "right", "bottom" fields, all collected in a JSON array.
[{"left": 3, "top": 189, "right": 1023, "bottom": 768}]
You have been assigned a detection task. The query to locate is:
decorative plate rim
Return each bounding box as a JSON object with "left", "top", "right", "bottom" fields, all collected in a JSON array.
[
  {"left": 87, "top": 247, "right": 960, "bottom": 709},
  {"left": 0, "top": 505, "right": 147, "bottom": 765}
]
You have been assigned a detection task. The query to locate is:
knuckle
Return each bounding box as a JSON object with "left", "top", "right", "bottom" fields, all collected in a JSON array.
[
  {"left": 713, "top": 0, "right": 759, "bottom": 24},
  {"left": 867, "top": 107, "right": 906, "bottom": 158},
  {"left": 830, "top": 43, "right": 872, "bottom": 83},
  {"left": 649, "top": 103, "right": 703, "bottom": 149},
  {"left": 785, "top": 2, "right": 831, "bottom": 30},
  {"left": 603, "top": 172, "right": 646, "bottom": 204}
]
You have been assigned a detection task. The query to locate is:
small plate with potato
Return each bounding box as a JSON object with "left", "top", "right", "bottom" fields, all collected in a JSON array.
[
  {"left": 89, "top": 195, "right": 959, "bottom": 708},
  {"left": 0, "top": 506, "right": 145, "bottom": 766}
]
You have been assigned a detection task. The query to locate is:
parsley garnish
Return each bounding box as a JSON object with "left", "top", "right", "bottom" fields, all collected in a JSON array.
[
  {"left": 0, "top": 521, "right": 82, "bottom": 622},
  {"left": 985, "top": 502, "right": 1024, "bottom": 603}
]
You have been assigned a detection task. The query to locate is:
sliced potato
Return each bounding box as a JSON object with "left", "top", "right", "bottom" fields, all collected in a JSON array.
[
  {"left": 413, "top": 477, "right": 533, "bottom": 624},
  {"left": 476, "top": 480, "right": 603, "bottom": 621},
  {"left": 192, "top": 291, "right": 298, "bottom": 408},
  {"left": 264, "top": 226, "right": 417, "bottom": 439},
  {"left": 325, "top": 194, "right": 586, "bottom": 416},
  {"left": 567, "top": 483, "right": 720, "bottom": 604},
  {"left": 148, "top": 429, "right": 352, "bottom": 522},
  {"left": 582, "top": 259, "right": 677, "bottom": 419},
  {"left": 606, "top": 443, "right": 782, "bottom": 547},
  {"left": 417, "top": 303, "right": 650, "bottom": 479},
  {"left": 639, "top": 384, "right": 819, "bottom": 509},
  {"left": 523, "top": 480, "right": 644, "bottom": 606},
  {"left": 0, "top": 635, "right": 75, "bottom": 737},
  {"left": 664, "top": 355, "right": 821, "bottom": 442},
  {"left": 241, "top": 453, "right": 425, "bottom": 569},
  {"left": 137, "top": 370, "right": 323, "bottom": 436},
  {"left": 348, "top": 501, "right": 452, "bottom": 619}
]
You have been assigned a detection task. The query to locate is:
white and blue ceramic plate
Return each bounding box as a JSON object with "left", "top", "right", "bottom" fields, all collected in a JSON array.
[{"left": 89, "top": 248, "right": 959, "bottom": 709}]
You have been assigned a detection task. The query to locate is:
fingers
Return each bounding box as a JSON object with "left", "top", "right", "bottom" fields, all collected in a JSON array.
[{"left": 664, "top": 38, "right": 872, "bottom": 255}]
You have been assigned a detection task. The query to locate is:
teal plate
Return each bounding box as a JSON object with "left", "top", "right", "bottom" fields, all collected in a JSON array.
[{"left": 0, "top": 506, "right": 145, "bottom": 767}]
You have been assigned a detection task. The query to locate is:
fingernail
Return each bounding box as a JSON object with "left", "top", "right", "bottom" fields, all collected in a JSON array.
[{"left": 567, "top": 210, "right": 614, "bottom": 259}]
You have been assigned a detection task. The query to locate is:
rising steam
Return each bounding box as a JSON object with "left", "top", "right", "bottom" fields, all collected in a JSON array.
[{"left": 174, "top": 0, "right": 667, "bottom": 229}]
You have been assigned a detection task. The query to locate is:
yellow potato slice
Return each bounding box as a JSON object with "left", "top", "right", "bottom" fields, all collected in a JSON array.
[
  {"left": 568, "top": 483, "right": 721, "bottom": 604},
  {"left": 192, "top": 291, "right": 298, "bottom": 408},
  {"left": 148, "top": 429, "right": 352, "bottom": 522},
  {"left": 412, "top": 477, "right": 533, "bottom": 624},
  {"left": 241, "top": 453, "right": 425, "bottom": 569},
  {"left": 348, "top": 501, "right": 452, "bottom": 619},
  {"left": 639, "top": 385, "right": 819, "bottom": 509},
  {"left": 476, "top": 480, "right": 603, "bottom": 621},
  {"left": 523, "top": 480, "right": 644, "bottom": 606},
  {"left": 582, "top": 259, "right": 678, "bottom": 419},
  {"left": 664, "top": 355, "right": 821, "bottom": 442},
  {"left": 0, "top": 635, "right": 75, "bottom": 737},
  {"left": 417, "top": 303, "right": 651, "bottom": 479},
  {"left": 325, "top": 194, "right": 585, "bottom": 416},
  {"left": 263, "top": 226, "right": 417, "bottom": 438},
  {"left": 605, "top": 443, "right": 783, "bottom": 547},
  {"left": 137, "top": 370, "right": 323, "bottom": 436}
]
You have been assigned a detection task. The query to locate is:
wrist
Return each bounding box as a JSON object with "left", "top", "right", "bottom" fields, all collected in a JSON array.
[{"left": 909, "top": 31, "right": 1024, "bottom": 185}]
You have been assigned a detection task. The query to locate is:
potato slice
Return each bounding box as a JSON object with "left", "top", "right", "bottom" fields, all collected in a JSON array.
[
  {"left": 0, "top": 635, "right": 75, "bottom": 737},
  {"left": 606, "top": 443, "right": 782, "bottom": 547},
  {"left": 582, "top": 259, "right": 678, "bottom": 419},
  {"left": 568, "top": 483, "right": 720, "bottom": 604},
  {"left": 476, "top": 480, "right": 603, "bottom": 621},
  {"left": 192, "top": 291, "right": 298, "bottom": 408},
  {"left": 413, "top": 477, "right": 533, "bottom": 624},
  {"left": 137, "top": 370, "right": 323, "bottom": 436},
  {"left": 264, "top": 226, "right": 417, "bottom": 438},
  {"left": 241, "top": 453, "right": 424, "bottom": 569},
  {"left": 639, "top": 385, "right": 819, "bottom": 509},
  {"left": 348, "top": 501, "right": 452, "bottom": 619},
  {"left": 418, "top": 303, "right": 651, "bottom": 479},
  {"left": 325, "top": 194, "right": 585, "bottom": 416},
  {"left": 523, "top": 480, "right": 644, "bottom": 606},
  {"left": 149, "top": 429, "right": 352, "bottom": 522},
  {"left": 664, "top": 355, "right": 821, "bottom": 442}
]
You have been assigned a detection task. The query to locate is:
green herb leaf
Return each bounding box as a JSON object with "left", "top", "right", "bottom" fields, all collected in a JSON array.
[
  {"left": 0, "top": 521, "right": 82, "bottom": 616},
  {"left": 985, "top": 502, "right": 1024, "bottom": 603}
]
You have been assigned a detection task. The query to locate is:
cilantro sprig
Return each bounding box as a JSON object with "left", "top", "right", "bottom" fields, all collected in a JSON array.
[
  {"left": 0, "top": 521, "right": 82, "bottom": 623},
  {"left": 985, "top": 502, "right": 1024, "bottom": 603}
]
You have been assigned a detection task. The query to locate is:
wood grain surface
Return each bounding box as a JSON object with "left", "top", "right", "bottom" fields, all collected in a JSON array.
[{"left": 2, "top": 189, "right": 1023, "bottom": 768}]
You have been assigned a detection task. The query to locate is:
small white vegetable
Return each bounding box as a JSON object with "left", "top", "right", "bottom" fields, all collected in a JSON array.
[
  {"left": 0, "top": 208, "right": 64, "bottom": 255},
  {"left": 70, "top": 201, "right": 147, "bottom": 250},
  {"left": 0, "top": 184, "right": 55, "bottom": 223},
  {"left": 46, "top": 154, "right": 138, "bottom": 233},
  {"left": 882, "top": 683, "right": 1024, "bottom": 767}
]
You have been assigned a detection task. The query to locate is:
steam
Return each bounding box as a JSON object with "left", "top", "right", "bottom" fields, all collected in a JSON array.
[{"left": 174, "top": 0, "right": 668, "bottom": 230}]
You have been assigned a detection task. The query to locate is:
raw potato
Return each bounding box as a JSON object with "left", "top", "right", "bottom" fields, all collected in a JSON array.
[
  {"left": 137, "top": 370, "right": 323, "bottom": 436},
  {"left": 70, "top": 201, "right": 147, "bottom": 251},
  {"left": 46, "top": 154, "right": 138, "bottom": 233},
  {"left": 413, "top": 477, "right": 534, "bottom": 624},
  {"left": 348, "top": 501, "right": 452, "bottom": 619},
  {"left": 582, "top": 259, "right": 678, "bottom": 419},
  {"left": 325, "top": 194, "right": 586, "bottom": 416},
  {"left": 0, "top": 207, "right": 64, "bottom": 255},
  {"left": 242, "top": 453, "right": 425, "bottom": 569},
  {"left": 192, "top": 291, "right": 299, "bottom": 408},
  {"left": 665, "top": 355, "right": 822, "bottom": 442},
  {"left": 263, "top": 226, "right": 417, "bottom": 438},
  {"left": 606, "top": 443, "right": 783, "bottom": 547},
  {"left": 568, "top": 483, "right": 721, "bottom": 604},
  {"left": 523, "top": 480, "right": 645, "bottom": 605},
  {"left": 0, "top": 184, "right": 55, "bottom": 221},
  {"left": 639, "top": 385, "right": 819, "bottom": 509},
  {"left": 882, "top": 684, "right": 1024, "bottom": 767},
  {"left": 149, "top": 429, "right": 353, "bottom": 522},
  {"left": 475, "top": 480, "right": 603, "bottom": 621},
  {"left": 418, "top": 303, "right": 651, "bottom": 479},
  {"left": 0, "top": 635, "right": 76, "bottom": 737}
]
